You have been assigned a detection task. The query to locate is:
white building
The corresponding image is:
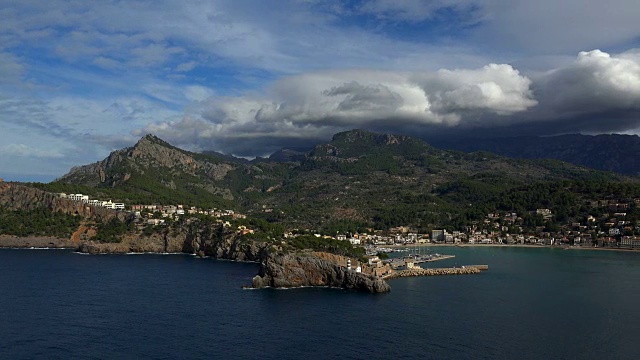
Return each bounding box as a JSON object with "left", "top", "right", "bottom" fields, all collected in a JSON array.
[
  {"left": 67, "top": 193, "right": 85, "bottom": 201},
  {"left": 88, "top": 199, "right": 102, "bottom": 206},
  {"left": 147, "top": 219, "right": 165, "bottom": 225},
  {"left": 431, "top": 229, "right": 445, "bottom": 242}
]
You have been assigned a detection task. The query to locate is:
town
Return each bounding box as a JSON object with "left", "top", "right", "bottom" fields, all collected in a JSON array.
[{"left": 59, "top": 192, "right": 640, "bottom": 251}]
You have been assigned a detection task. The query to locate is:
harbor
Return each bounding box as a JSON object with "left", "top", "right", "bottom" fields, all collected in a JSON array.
[
  {"left": 381, "top": 246, "right": 457, "bottom": 269},
  {"left": 375, "top": 246, "right": 489, "bottom": 279},
  {"left": 386, "top": 253, "right": 456, "bottom": 269}
]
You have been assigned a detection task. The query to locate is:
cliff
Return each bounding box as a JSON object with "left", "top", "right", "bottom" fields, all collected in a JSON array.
[
  {"left": 252, "top": 252, "right": 391, "bottom": 293},
  {"left": 75, "top": 221, "right": 269, "bottom": 259},
  {"left": 57, "top": 135, "right": 239, "bottom": 202},
  {"left": 73, "top": 220, "right": 390, "bottom": 293},
  {"left": 0, "top": 182, "right": 118, "bottom": 220}
]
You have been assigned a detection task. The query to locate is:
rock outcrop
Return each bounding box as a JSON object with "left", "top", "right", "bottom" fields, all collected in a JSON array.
[
  {"left": 0, "top": 182, "right": 119, "bottom": 220},
  {"left": 0, "top": 235, "right": 74, "bottom": 248},
  {"left": 75, "top": 233, "right": 185, "bottom": 254},
  {"left": 74, "top": 220, "right": 390, "bottom": 293},
  {"left": 252, "top": 252, "right": 391, "bottom": 293},
  {"left": 75, "top": 221, "right": 271, "bottom": 261},
  {"left": 180, "top": 221, "right": 270, "bottom": 261},
  {"left": 58, "top": 135, "right": 238, "bottom": 199}
]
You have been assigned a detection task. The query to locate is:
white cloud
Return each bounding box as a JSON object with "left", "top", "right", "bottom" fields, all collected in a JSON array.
[
  {"left": 359, "top": 0, "right": 480, "bottom": 22},
  {"left": 183, "top": 85, "right": 215, "bottom": 102},
  {"left": 0, "top": 52, "right": 25, "bottom": 84},
  {"left": 135, "top": 49, "right": 640, "bottom": 154},
  {"left": 472, "top": 0, "right": 640, "bottom": 54},
  {"left": 535, "top": 49, "right": 640, "bottom": 115},
  {"left": 0, "top": 0, "right": 488, "bottom": 76},
  {"left": 136, "top": 64, "right": 537, "bottom": 153},
  {"left": 176, "top": 61, "right": 198, "bottom": 72},
  {"left": 0, "top": 144, "right": 64, "bottom": 159},
  {"left": 3, "top": 0, "right": 640, "bottom": 178},
  {"left": 91, "top": 56, "right": 123, "bottom": 70},
  {"left": 416, "top": 64, "right": 537, "bottom": 118},
  {"left": 0, "top": 94, "right": 182, "bottom": 141}
]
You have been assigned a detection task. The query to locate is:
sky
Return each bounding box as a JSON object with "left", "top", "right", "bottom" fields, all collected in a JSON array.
[{"left": 2, "top": 0, "right": 640, "bottom": 181}]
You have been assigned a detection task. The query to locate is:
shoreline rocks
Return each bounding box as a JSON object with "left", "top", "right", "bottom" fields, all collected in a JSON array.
[
  {"left": 2, "top": 220, "right": 392, "bottom": 293},
  {"left": 252, "top": 252, "right": 391, "bottom": 293},
  {"left": 0, "top": 235, "right": 75, "bottom": 248}
]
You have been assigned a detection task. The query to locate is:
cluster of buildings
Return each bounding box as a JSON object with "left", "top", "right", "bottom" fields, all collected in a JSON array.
[
  {"left": 129, "top": 204, "right": 247, "bottom": 226},
  {"left": 296, "top": 200, "right": 640, "bottom": 251},
  {"left": 58, "top": 192, "right": 250, "bottom": 230},
  {"left": 59, "top": 193, "right": 125, "bottom": 210},
  {"left": 57, "top": 188, "right": 640, "bottom": 251}
]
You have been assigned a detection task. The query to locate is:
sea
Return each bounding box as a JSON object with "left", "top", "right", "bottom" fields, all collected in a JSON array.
[{"left": 1, "top": 246, "right": 639, "bottom": 360}]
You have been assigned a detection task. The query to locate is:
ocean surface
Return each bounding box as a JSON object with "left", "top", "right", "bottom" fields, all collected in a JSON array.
[{"left": 1, "top": 246, "right": 639, "bottom": 360}]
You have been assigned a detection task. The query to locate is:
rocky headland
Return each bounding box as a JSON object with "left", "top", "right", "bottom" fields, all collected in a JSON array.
[
  {"left": 0, "top": 183, "right": 390, "bottom": 293},
  {"left": 70, "top": 221, "right": 390, "bottom": 293},
  {"left": 252, "top": 252, "right": 391, "bottom": 293}
]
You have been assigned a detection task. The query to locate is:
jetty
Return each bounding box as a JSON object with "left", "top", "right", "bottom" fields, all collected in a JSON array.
[
  {"left": 382, "top": 264, "right": 489, "bottom": 280},
  {"left": 387, "top": 254, "right": 455, "bottom": 269}
]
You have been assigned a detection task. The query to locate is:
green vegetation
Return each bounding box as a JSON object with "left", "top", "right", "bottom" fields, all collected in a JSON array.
[
  {"left": 31, "top": 171, "right": 234, "bottom": 210},
  {"left": 37, "top": 128, "right": 640, "bottom": 235},
  {"left": 285, "top": 235, "right": 365, "bottom": 258},
  {"left": 92, "top": 217, "right": 130, "bottom": 243},
  {"left": 0, "top": 207, "right": 81, "bottom": 237}
]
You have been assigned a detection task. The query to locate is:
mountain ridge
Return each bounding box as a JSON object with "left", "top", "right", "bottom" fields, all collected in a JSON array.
[
  {"left": 52, "top": 129, "right": 634, "bottom": 230},
  {"left": 429, "top": 133, "right": 640, "bottom": 176}
]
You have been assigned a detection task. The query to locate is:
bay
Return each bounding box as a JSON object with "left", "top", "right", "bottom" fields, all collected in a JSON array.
[{"left": 0, "top": 247, "right": 638, "bottom": 360}]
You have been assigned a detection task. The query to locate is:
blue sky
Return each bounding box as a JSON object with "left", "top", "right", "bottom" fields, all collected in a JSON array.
[{"left": 2, "top": 0, "right": 640, "bottom": 181}]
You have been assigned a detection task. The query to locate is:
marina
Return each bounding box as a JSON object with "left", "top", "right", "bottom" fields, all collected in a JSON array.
[
  {"left": 386, "top": 253, "right": 456, "bottom": 269},
  {"left": 382, "top": 246, "right": 457, "bottom": 269}
]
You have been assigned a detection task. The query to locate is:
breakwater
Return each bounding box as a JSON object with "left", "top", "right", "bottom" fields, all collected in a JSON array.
[
  {"left": 383, "top": 265, "right": 487, "bottom": 280},
  {"left": 388, "top": 254, "right": 455, "bottom": 269}
]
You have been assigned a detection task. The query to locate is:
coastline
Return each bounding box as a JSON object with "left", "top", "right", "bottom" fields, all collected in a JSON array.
[
  {"left": 3, "top": 236, "right": 638, "bottom": 254},
  {"left": 0, "top": 235, "right": 76, "bottom": 249},
  {"left": 387, "top": 242, "right": 640, "bottom": 253}
]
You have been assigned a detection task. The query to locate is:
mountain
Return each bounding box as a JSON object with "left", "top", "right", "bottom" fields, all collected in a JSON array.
[
  {"left": 56, "top": 134, "right": 289, "bottom": 208},
  {"left": 268, "top": 148, "right": 309, "bottom": 163},
  {"left": 52, "top": 129, "right": 634, "bottom": 230},
  {"left": 429, "top": 134, "right": 640, "bottom": 176}
]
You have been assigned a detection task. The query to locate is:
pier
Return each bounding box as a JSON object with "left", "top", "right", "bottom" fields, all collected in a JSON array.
[
  {"left": 382, "top": 265, "right": 489, "bottom": 280},
  {"left": 387, "top": 254, "right": 455, "bottom": 269}
]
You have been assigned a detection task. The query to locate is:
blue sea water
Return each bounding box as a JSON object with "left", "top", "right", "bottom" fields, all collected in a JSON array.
[{"left": 1, "top": 247, "right": 639, "bottom": 360}]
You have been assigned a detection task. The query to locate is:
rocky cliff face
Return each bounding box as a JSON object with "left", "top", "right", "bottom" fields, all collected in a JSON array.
[
  {"left": 252, "top": 252, "right": 391, "bottom": 293},
  {"left": 181, "top": 223, "right": 270, "bottom": 262},
  {"left": 76, "top": 220, "right": 271, "bottom": 261},
  {"left": 0, "top": 182, "right": 118, "bottom": 220},
  {"left": 59, "top": 134, "right": 238, "bottom": 188},
  {"left": 74, "top": 219, "right": 390, "bottom": 293}
]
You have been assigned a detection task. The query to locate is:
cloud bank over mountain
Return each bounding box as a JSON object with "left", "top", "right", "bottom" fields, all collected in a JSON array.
[
  {"left": 2, "top": 0, "right": 640, "bottom": 177},
  {"left": 136, "top": 50, "right": 640, "bottom": 156}
]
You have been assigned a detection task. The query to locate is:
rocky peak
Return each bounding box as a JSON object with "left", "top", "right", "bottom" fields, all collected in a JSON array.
[
  {"left": 135, "top": 134, "right": 172, "bottom": 149},
  {"left": 331, "top": 129, "right": 377, "bottom": 143},
  {"left": 331, "top": 129, "right": 413, "bottom": 146}
]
